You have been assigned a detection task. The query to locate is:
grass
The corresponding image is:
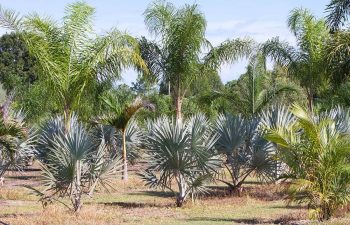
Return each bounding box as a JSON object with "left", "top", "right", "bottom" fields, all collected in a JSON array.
[{"left": 1, "top": 170, "right": 350, "bottom": 224}]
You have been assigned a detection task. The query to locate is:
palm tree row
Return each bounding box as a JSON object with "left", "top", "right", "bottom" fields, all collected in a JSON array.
[{"left": 0, "top": 0, "right": 350, "bottom": 222}]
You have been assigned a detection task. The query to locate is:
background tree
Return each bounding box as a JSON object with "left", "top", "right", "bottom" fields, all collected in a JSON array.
[
  {"left": 0, "top": 33, "right": 37, "bottom": 93},
  {"left": 0, "top": 2, "right": 146, "bottom": 124},
  {"left": 263, "top": 8, "right": 330, "bottom": 111},
  {"left": 203, "top": 54, "right": 298, "bottom": 118},
  {"left": 0, "top": 33, "right": 55, "bottom": 122},
  {"left": 142, "top": 1, "right": 252, "bottom": 121}
]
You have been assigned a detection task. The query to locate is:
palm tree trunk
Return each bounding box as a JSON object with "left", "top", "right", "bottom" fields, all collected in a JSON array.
[
  {"left": 227, "top": 153, "right": 239, "bottom": 188},
  {"left": 72, "top": 160, "right": 82, "bottom": 212},
  {"left": 122, "top": 129, "right": 128, "bottom": 181},
  {"left": 175, "top": 96, "right": 183, "bottom": 122},
  {"left": 63, "top": 102, "right": 72, "bottom": 132},
  {"left": 176, "top": 173, "right": 187, "bottom": 207},
  {"left": 307, "top": 89, "right": 313, "bottom": 112},
  {"left": 111, "top": 129, "right": 118, "bottom": 157}
]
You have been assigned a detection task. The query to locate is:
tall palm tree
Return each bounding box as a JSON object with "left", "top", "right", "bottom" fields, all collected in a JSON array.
[
  {"left": 100, "top": 95, "right": 153, "bottom": 181},
  {"left": 0, "top": 2, "right": 146, "bottom": 124},
  {"left": 142, "top": 1, "right": 253, "bottom": 121},
  {"left": 265, "top": 105, "right": 350, "bottom": 221},
  {"left": 262, "top": 8, "right": 330, "bottom": 112}
]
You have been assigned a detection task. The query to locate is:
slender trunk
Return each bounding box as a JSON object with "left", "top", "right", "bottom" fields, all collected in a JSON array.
[
  {"left": 320, "top": 203, "right": 332, "bottom": 221},
  {"left": 72, "top": 160, "right": 82, "bottom": 212},
  {"left": 111, "top": 128, "right": 118, "bottom": 157},
  {"left": 175, "top": 96, "right": 183, "bottom": 122},
  {"left": 122, "top": 129, "right": 128, "bottom": 181},
  {"left": 63, "top": 102, "right": 71, "bottom": 132},
  {"left": 227, "top": 153, "right": 239, "bottom": 187},
  {"left": 176, "top": 173, "right": 187, "bottom": 207},
  {"left": 168, "top": 81, "right": 171, "bottom": 96},
  {"left": 307, "top": 89, "right": 313, "bottom": 113}
]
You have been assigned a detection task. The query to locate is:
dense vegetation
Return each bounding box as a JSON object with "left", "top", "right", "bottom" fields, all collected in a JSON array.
[{"left": 1, "top": 0, "right": 350, "bottom": 222}]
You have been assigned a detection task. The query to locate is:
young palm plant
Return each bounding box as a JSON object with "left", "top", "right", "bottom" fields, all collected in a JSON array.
[
  {"left": 35, "top": 115, "right": 122, "bottom": 212},
  {"left": 92, "top": 119, "right": 145, "bottom": 165},
  {"left": 141, "top": 114, "right": 220, "bottom": 207},
  {"left": 0, "top": 109, "right": 36, "bottom": 179},
  {"left": 100, "top": 95, "right": 153, "bottom": 181},
  {"left": 265, "top": 105, "right": 350, "bottom": 221},
  {"left": 215, "top": 114, "right": 276, "bottom": 191}
]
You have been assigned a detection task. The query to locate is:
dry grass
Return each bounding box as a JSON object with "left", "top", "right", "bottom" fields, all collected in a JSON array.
[{"left": 1, "top": 168, "right": 350, "bottom": 225}]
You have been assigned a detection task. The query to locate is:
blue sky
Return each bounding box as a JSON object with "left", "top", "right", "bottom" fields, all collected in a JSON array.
[{"left": 0, "top": 0, "right": 330, "bottom": 84}]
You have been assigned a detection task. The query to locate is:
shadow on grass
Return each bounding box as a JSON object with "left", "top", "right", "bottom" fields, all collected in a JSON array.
[
  {"left": 6, "top": 176, "right": 38, "bottom": 180},
  {"left": 186, "top": 216, "right": 302, "bottom": 224},
  {"left": 128, "top": 191, "right": 175, "bottom": 198},
  {"left": 186, "top": 217, "right": 264, "bottom": 224},
  {"left": 7, "top": 168, "right": 40, "bottom": 172},
  {"left": 270, "top": 205, "right": 306, "bottom": 209},
  {"left": 103, "top": 201, "right": 172, "bottom": 208}
]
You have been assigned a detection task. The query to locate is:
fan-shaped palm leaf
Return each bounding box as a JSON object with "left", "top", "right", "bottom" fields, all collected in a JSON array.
[{"left": 141, "top": 114, "right": 220, "bottom": 207}]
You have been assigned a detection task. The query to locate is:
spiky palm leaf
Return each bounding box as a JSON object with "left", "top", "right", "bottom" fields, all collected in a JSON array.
[
  {"left": 215, "top": 114, "right": 277, "bottom": 189},
  {"left": 35, "top": 115, "right": 122, "bottom": 212},
  {"left": 141, "top": 114, "right": 220, "bottom": 206},
  {"left": 0, "top": 110, "right": 35, "bottom": 177}
]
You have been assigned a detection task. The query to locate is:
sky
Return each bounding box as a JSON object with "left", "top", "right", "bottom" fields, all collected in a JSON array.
[{"left": 0, "top": 0, "right": 330, "bottom": 85}]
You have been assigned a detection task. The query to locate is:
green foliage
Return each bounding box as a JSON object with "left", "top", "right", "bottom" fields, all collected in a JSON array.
[
  {"left": 262, "top": 8, "right": 330, "bottom": 111},
  {"left": 326, "top": 29, "right": 350, "bottom": 86},
  {"left": 0, "top": 33, "right": 54, "bottom": 123},
  {"left": 0, "top": 33, "right": 37, "bottom": 93},
  {"left": 140, "top": 114, "right": 221, "bottom": 206},
  {"left": 142, "top": 1, "right": 252, "bottom": 120},
  {"left": 265, "top": 105, "right": 350, "bottom": 221},
  {"left": 0, "top": 2, "right": 146, "bottom": 121},
  {"left": 205, "top": 54, "right": 299, "bottom": 118}
]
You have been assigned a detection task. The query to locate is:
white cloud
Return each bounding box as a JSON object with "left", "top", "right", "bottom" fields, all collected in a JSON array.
[
  {"left": 207, "top": 19, "right": 295, "bottom": 44},
  {"left": 205, "top": 19, "right": 297, "bottom": 83}
]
